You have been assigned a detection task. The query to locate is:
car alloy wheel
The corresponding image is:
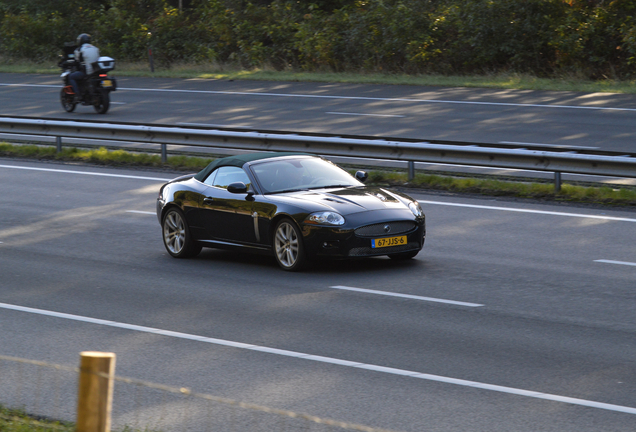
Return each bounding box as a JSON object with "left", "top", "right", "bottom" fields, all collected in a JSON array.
[
  {"left": 162, "top": 208, "right": 201, "bottom": 258},
  {"left": 273, "top": 219, "right": 305, "bottom": 271}
]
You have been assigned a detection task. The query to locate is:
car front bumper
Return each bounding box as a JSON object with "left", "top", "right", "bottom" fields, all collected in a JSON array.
[{"left": 301, "top": 217, "right": 425, "bottom": 259}]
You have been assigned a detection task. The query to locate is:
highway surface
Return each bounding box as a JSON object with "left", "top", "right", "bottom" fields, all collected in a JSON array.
[
  {"left": 1, "top": 73, "right": 636, "bottom": 152},
  {"left": 1, "top": 158, "right": 635, "bottom": 431}
]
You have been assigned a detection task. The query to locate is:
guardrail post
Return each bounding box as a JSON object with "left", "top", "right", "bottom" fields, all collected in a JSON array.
[
  {"left": 56, "top": 136, "right": 62, "bottom": 153},
  {"left": 161, "top": 143, "right": 167, "bottom": 164},
  {"left": 408, "top": 161, "right": 415, "bottom": 181},
  {"left": 554, "top": 171, "right": 562, "bottom": 192},
  {"left": 76, "top": 351, "right": 116, "bottom": 432}
]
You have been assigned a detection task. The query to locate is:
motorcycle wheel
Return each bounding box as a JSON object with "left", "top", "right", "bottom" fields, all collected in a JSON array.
[
  {"left": 60, "top": 88, "right": 76, "bottom": 113},
  {"left": 93, "top": 89, "right": 110, "bottom": 114}
]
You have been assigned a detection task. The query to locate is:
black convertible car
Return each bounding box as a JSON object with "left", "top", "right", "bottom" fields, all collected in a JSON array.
[{"left": 157, "top": 152, "right": 425, "bottom": 271}]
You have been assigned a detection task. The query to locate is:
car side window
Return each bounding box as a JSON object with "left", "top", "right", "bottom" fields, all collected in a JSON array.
[
  {"left": 205, "top": 166, "right": 251, "bottom": 189},
  {"left": 202, "top": 169, "right": 218, "bottom": 186}
]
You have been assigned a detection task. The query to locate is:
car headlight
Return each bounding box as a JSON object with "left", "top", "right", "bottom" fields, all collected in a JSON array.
[
  {"left": 408, "top": 201, "right": 423, "bottom": 217},
  {"left": 305, "top": 211, "right": 345, "bottom": 225}
]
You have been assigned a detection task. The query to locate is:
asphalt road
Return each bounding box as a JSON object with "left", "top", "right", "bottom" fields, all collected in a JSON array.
[
  {"left": 1, "top": 158, "right": 635, "bottom": 431},
  {"left": 1, "top": 73, "right": 636, "bottom": 153}
]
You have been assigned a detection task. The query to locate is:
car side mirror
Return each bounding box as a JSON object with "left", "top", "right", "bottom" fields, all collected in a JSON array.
[
  {"left": 227, "top": 182, "right": 248, "bottom": 194},
  {"left": 355, "top": 171, "right": 368, "bottom": 183}
]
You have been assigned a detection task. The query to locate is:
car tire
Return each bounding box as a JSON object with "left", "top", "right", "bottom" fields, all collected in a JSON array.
[
  {"left": 388, "top": 250, "right": 419, "bottom": 260},
  {"left": 273, "top": 219, "right": 306, "bottom": 271},
  {"left": 162, "top": 207, "right": 201, "bottom": 258}
]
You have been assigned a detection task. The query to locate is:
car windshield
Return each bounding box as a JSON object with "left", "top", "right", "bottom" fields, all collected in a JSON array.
[{"left": 251, "top": 157, "right": 363, "bottom": 194}]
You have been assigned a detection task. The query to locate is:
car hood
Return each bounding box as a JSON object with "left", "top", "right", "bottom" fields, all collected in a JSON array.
[{"left": 270, "top": 186, "right": 413, "bottom": 215}]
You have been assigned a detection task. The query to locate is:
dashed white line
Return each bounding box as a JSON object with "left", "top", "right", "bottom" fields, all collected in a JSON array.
[
  {"left": 499, "top": 141, "right": 600, "bottom": 150},
  {"left": 326, "top": 112, "right": 405, "bottom": 118},
  {"left": 329, "top": 285, "right": 483, "bottom": 307},
  {"left": 418, "top": 200, "right": 636, "bottom": 222},
  {"left": 126, "top": 210, "right": 155, "bottom": 215},
  {"left": 594, "top": 259, "right": 636, "bottom": 267},
  {"left": 1, "top": 301, "right": 635, "bottom": 415},
  {"left": 178, "top": 122, "right": 252, "bottom": 129}
]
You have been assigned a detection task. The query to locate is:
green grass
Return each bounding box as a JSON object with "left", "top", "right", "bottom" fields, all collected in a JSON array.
[
  {"left": 0, "top": 405, "right": 160, "bottom": 432},
  {"left": 2, "top": 142, "right": 635, "bottom": 206},
  {"left": 363, "top": 170, "right": 636, "bottom": 206},
  {"left": 2, "top": 58, "right": 636, "bottom": 94},
  {"left": 0, "top": 406, "right": 73, "bottom": 432},
  {"left": 0, "top": 143, "right": 214, "bottom": 171}
]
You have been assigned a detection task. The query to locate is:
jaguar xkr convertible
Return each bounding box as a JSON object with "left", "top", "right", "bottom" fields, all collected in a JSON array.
[{"left": 157, "top": 152, "right": 425, "bottom": 271}]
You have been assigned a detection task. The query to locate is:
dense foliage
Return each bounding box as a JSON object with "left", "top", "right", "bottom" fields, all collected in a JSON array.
[{"left": 1, "top": 0, "right": 635, "bottom": 78}]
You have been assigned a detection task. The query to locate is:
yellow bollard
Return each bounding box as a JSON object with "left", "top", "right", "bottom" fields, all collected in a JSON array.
[{"left": 76, "top": 351, "right": 116, "bottom": 432}]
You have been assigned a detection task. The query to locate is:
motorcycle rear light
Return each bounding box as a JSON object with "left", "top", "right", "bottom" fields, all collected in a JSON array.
[{"left": 99, "top": 74, "right": 107, "bottom": 77}]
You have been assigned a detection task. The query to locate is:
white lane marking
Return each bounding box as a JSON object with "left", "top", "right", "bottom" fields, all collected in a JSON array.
[
  {"left": 2, "top": 83, "right": 636, "bottom": 112},
  {"left": 326, "top": 112, "right": 406, "bottom": 118},
  {"left": 0, "top": 84, "right": 58, "bottom": 88},
  {"left": 2, "top": 164, "right": 633, "bottom": 223},
  {"left": 594, "top": 259, "right": 636, "bottom": 267},
  {"left": 110, "top": 102, "right": 126, "bottom": 105},
  {"left": 0, "top": 164, "right": 170, "bottom": 181},
  {"left": 126, "top": 210, "right": 155, "bottom": 215},
  {"left": 1, "top": 301, "right": 635, "bottom": 415},
  {"left": 499, "top": 141, "right": 600, "bottom": 150},
  {"left": 329, "top": 285, "right": 483, "bottom": 307},
  {"left": 418, "top": 200, "right": 636, "bottom": 222},
  {"left": 178, "top": 122, "right": 252, "bottom": 129}
]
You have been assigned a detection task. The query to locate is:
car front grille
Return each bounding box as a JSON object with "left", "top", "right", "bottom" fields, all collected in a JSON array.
[
  {"left": 348, "top": 242, "right": 419, "bottom": 257},
  {"left": 354, "top": 221, "right": 416, "bottom": 238}
]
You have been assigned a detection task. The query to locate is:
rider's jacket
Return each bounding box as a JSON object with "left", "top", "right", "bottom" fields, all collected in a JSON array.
[{"left": 74, "top": 43, "right": 101, "bottom": 75}]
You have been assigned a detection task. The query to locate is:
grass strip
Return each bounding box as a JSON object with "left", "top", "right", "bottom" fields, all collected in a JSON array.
[
  {"left": 1, "top": 142, "right": 635, "bottom": 206},
  {"left": 0, "top": 143, "right": 214, "bottom": 171},
  {"left": 0, "top": 406, "right": 156, "bottom": 432},
  {"left": 0, "top": 406, "right": 73, "bottom": 432},
  {"left": 366, "top": 170, "right": 636, "bottom": 206}
]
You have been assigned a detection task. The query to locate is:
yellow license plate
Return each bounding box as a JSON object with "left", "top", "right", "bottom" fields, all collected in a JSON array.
[
  {"left": 102, "top": 80, "right": 112, "bottom": 87},
  {"left": 371, "top": 235, "right": 407, "bottom": 248}
]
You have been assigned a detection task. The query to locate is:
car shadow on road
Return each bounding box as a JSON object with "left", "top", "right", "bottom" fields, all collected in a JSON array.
[{"left": 195, "top": 248, "right": 424, "bottom": 274}]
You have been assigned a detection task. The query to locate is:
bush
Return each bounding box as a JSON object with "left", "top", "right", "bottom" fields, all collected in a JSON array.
[
  {"left": 433, "top": 0, "right": 565, "bottom": 75},
  {"left": 0, "top": 4, "right": 99, "bottom": 62},
  {"left": 2, "top": 0, "right": 636, "bottom": 78},
  {"left": 552, "top": 0, "right": 636, "bottom": 78},
  {"left": 295, "top": 0, "right": 436, "bottom": 73}
]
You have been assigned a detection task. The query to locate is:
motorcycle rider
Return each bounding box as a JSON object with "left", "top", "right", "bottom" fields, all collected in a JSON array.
[{"left": 68, "top": 33, "right": 101, "bottom": 102}]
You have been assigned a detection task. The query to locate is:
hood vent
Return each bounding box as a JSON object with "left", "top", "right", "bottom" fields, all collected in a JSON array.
[
  {"left": 323, "top": 197, "right": 346, "bottom": 204},
  {"left": 366, "top": 192, "right": 388, "bottom": 202}
]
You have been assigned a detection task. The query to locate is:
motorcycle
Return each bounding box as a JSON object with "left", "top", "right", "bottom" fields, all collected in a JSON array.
[{"left": 58, "top": 42, "right": 117, "bottom": 114}]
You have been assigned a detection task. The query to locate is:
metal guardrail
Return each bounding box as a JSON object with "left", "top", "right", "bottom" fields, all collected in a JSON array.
[{"left": 1, "top": 117, "right": 635, "bottom": 190}]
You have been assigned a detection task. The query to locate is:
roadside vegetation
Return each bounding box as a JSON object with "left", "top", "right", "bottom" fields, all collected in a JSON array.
[
  {"left": 1, "top": 0, "right": 636, "bottom": 84},
  {"left": 0, "top": 405, "right": 156, "bottom": 432},
  {"left": 0, "top": 405, "right": 73, "bottom": 432},
  {"left": 2, "top": 143, "right": 635, "bottom": 207}
]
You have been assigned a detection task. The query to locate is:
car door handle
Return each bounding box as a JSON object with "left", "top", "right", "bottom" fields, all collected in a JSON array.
[{"left": 203, "top": 197, "right": 214, "bottom": 204}]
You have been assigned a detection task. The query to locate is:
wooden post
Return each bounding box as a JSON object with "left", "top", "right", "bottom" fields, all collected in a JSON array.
[{"left": 76, "top": 351, "right": 116, "bottom": 432}]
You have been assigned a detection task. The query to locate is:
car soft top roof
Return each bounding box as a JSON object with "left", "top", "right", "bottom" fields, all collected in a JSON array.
[{"left": 193, "top": 152, "right": 312, "bottom": 182}]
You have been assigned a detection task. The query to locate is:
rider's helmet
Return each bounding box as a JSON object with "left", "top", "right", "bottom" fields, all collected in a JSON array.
[{"left": 76, "top": 33, "right": 91, "bottom": 46}]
